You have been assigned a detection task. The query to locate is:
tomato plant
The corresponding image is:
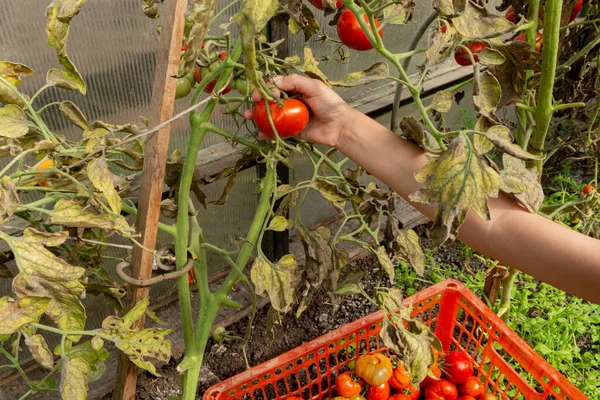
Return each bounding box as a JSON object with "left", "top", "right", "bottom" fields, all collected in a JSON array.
[
  {"left": 454, "top": 42, "right": 486, "bottom": 66},
  {"left": 337, "top": 8, "right": 383, "bottom": 51},
  {"left": 355, "top": 354, "right": 394, "bottom": 386},
  {"left": 253, "top": 99, "right": 310, "bottom": 138},
  {"left": 336, "top": 372, "right": 363, "bottom": 397},
  {"left": 443, "top": 351, "right": 474, "bottom": 384}
]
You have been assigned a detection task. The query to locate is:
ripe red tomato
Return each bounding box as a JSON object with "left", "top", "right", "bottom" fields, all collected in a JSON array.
[
  {"left": 337, "top": 9, "right": 383, "bottom": 51},
  {"left": 514, "top": 32, "right": 543, "bottom": 52},
  {"left": 308, "top": 0, "right": 343, "bottom": 10},
  {"left": 388, "top": 395, "right": 411, "bottom": 400},
  {"left": 570, "top": 0, "right": 583, "bottom": 22},
  {"left": 187, "top": 268, "right": 197, "bottom": 286},
  {"left": 401, "top": 386, "right": 420, "bottom": 400},
  {"left": 253, "top": 99, "right": 310, "bottom": 138},
  {"left": 354, "top": 354, "right": 393, "bottom": 386},
  {"left": 454, "top": 42, "right": 486, "bottom": 66},
  {"left": 481, "top": 394, "right": 499, "bottom": 400},
  {"left": 424, "top": 379, "right": 459, "bottom": 400},
  {"left": 388, "top": 364, "right": 411, "bottom": 389},
  {"left": 505, "top": 6, "right": 516, "bottom": 23},
  {"left": 366, "top": 382, "right": 390, "bottom": 400},
  {"left": 443, "top": 352, "right": 474, "bottom": 384},
  {"left": 456, "top": 397, "right": 477, "bottom": 400},
  {"left": 336, "top": 372, "right": 362, "bottom": 398},
  {"left": 583, "top": 184, "right": 595, "bottom": 195},
  {"left": 457, "top": 377, "right": 484, "bottom": 398},
  {"left": 193, "top": 66, "right": 232, "bottom": 94}
]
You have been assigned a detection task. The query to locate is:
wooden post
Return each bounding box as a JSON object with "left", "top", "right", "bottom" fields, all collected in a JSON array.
[
  {"left": 483, "top": 266, "right": 507, "bottom": 306},
  {"left": 113, "top": 1, "right": 187, "bottom": 398}
]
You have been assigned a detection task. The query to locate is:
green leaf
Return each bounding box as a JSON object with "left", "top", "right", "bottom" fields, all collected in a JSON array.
[
  {"left": 430, "top": 91, "right": 454, "bottom": 113},
  {"left": 7, "top": 229, "right": 86, "bottom": 337},
  {"left": 474, "top": 125, "right": 543, "bottom": 161},
  {"left": 122, "top": 298, "right": 149, "bottom": 328},
  {"left": 376, "top": 246, "right": 395, "bottom": 283},
  {"left": 396, "top": 229, "right": 425, "bottom": 276},
  {"left": 0, "top": 296, "right": 50, "bottom": 335},
  {"left": 335, "top": 271, "right": 365, "bottom": 296},
  {"left": 0, "top": 61, "right": 34, "bottom": 106},
  {"left": 330, "top": 63, "right": 390, "bottom": 88},
  {"left": 31, "top": 377, "right": 58, "bottom": 392},
  {"left": 0, "top": 104, "right": 35, "bottom": 139},
  {"left": 383, "top": 0, "right": 415, "bottom": 24},
  {"left": 180, "top": 0, "right": 220, "bottom": 76},
  {"left": 60, "top": 356, "right": 90, "bottom": 400},
  {"left": 477, "top": 48, "right": 506, "bottom": 65},
  {"left": 87, "top": 156, "right": 122, "bottom": 214},
  {"left": 0, "top": 177, "right": 19, "bottom": 225},
  {"left": 409, "top": 134, "right": 501, "bottom": 245},
  {"left": 380, "top": 318, "right": 442, "bottom": 386},
  {"left": 451, "top": 1, "right": 514, "bottom": 39},
  {"left": 59, "top": 101, "right": 89, "bottom": 130},
  {"left": 500, "top": 154, "right": 544, "bottom": 213},
  {"left": 45, "top": 0, "right": 87, "bottom": 94},
  {"left": 250, "top": 254, "right": 299, "bottom": 313},
  {"left": 145, "top": 308, "right": 167, "bottom": 327},
  {"left": 50, "top": 199, "right": 132, "bottom": 232},
  {"left": 473, "top": 70, "right": 501, "bottom": 121},
  {"left": 25, "top": 334, "right": 54, "bottom": 369},
  {"left": 58, "top": 340, "right": 109, "bottom": 368},
  {"left": 268, "top": 216, "right": 292, "bottom": 232}
]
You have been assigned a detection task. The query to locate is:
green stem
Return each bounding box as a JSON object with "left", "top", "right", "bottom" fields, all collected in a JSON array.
[
  {"left": 203, "top": 122, "right": 265, "bottom": 150},
  {"left": 530, "top": 0, "right": 563, "bottom": 172},
  {"left": 0, "top": 149, "right": 36, "bottom": 178},
  {"left": 497, "top": 267, "right": 519, "bottom": 321},
  {"left": 121, "top": 203, "right": 177, "bottom": 237},
  {"left": 0, "top": 347, "right": 33, "bottom": 387}
]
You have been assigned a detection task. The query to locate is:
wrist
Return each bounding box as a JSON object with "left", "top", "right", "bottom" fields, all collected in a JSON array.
[{"left": 335, "top": 106, "right": 362, "bottom": 152}]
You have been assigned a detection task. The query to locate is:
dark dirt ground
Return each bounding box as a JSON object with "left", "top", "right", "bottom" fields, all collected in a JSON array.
[{"left": 105, "top": 223, "right": 490, "bottom": 400}]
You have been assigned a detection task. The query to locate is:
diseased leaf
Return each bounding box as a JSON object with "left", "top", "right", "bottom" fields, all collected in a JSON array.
[
  {"left": 87, "top": 156, "right": 122, "bottom": 214},
  {"left": 145, "top": 309, "right": 167, "bottom": 327},
  {"left": 489, "top": 41, "right": 540, "bottom": 106},
  {"left": 59, "top": 101, "right": 88, "bottom": 130},
  {"left": 0, "top": 296, "right": 50, "bottom": 335},
  {"left": 0, "top": 264, "right": 13, "bottom": 279},
  {"left": 250, "top": 254, "right": 298, "bottom": 313},
  {"left": 285, "top": 1, "right": 319, "bottom": 39},
  {"left": 430, "top": 91, "right": 454, "bottom": 113},
  {"left": 475, "top": 125, "right": 544, "bottom": 161},
  {"left": 399, "top": 117, "right": 442, "bottom": 153},
  {"left": 380, "top": 318, "right": 442, "bottom": 385},
  {"left": 45, "top": 1, "right": 87, "bottom": 94},
  {"left": 25, "top": 334, "right": 54, "bottom": 369},
  {"left": 313, "top": 178, "right": 347, "bottom": 208},
  {"left": 180, "top": 0, "right": 219, "bottom": 76},
  {"left": 383, "top": 0, "right": 415, "bottom": 25},
  {"left": 289, "top": 47, "right": 330, "bottom": 85},
  {"left": 0, "top": 61, "right": 34, "bottom": 106},
  {"left": 237, "top": 0, "right": 279, "bottom": 34},
  {"left": 330, "top": 63, "right": 389, "bottom": 87},
  {"left": 409, "top": 134, "right": 502, "bottom": 245},
  {"left": 268, "top": 216, "right": 292, "bottom": 232},
  {"left": 473, "top": 70, "right": 501, "bottom": 121},
  {"left": 451, "top": 1, "right": 514, "bottom": 39},
  {"left": 7, "top": 229, "right": 86, "bottom": 337},
  {"left": 478, "top": 48, "right": 506, "bottom": 65},
  {"left": 472, "top": 116, "right": 495, "bottom": 154},
  {"left": 31, "top": 377, "right": 57, "bottom": 392},
  {"left": 0, "top": 177, "right": 19, "bottom": 224},
  {"left": 500, "top": 154, "right": 544, "bottom": 212},
  {"left": 50, "top": 199, "right": 132, "bottom": 232},
  {"left": 57, "top": 340, "right": 109, "bottom": 369},
  {"left": 434, "top": 0, "right": 466, "bottom": 17},
  {"left": 0, "top": 105, "right": 35, "bottom": 139},
  {"left": 335, "top": 271, "right": 365, "bottom": 296},
  {"left": 121, "top": 298, "right": 149, "bottom": 328},
  {"left": 60, "top": 356, "right": 90, "bottom": 400},
  {"left": 396, "top": 229, "right": 425, "bottom": 276},
  {"left": 376, "top": 246, "right": 395, "bottom": 283},
  {"left": 90, "top": 336, "right": 104, "bottom": 350},
  {"left": 210, "top": 168, "right": 237, "bottom": 206}
]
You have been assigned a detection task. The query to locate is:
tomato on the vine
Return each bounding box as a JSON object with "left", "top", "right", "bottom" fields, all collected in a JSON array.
[
  {"left": 336, "top": 372, "right": 362, "bottom": 398},
  {"left": 454, "top": 42, "right": 486, "bottom": 66},
  {"left": 388, "top": 364, "right": 411, "bottom": 389},
  {"left": 253, "top": 99, "right": 310, "bottom": 138},
  {"left": 337, "top": 9, "right": 383, "bottom": 51},
  {"left": 188, "top": 268, "right": 197, "bottom": 286},
  {"left": 505, "top": 6, "right": 515, "bottom": 23},
  {"left": 366, "top": 382, "right": 390, "bottom": 400},
  {"left": 570, "top": 0, "right": 583, "bottom": 22},
  {"left": 234, "top": 77, "right": 251, "bottom": 96},
  {"left": 424, "top": 379, "right": 459, "bottom": 400},
  {"left": 308, "top": 0, "right": 343, "bottom": 10},
  {"left": 354, "top": 353, "right": 393, "bottom": 386},
  {"left": 457, "top": 377, "right": 484, "bottom": 398},
  {"left": 175, "top": 77, "right": 192, "bottom": 99},
  {"left": 443, "top": 351, "right": 474, "bottom": 384},
  {"left": 35, "top": 159, "right": 57, "bottom": 187},
  {"left": 583, "top": 184, "right": 595, "bottom": 195},
  {"left": 514, "top": 32, "right": 543, "bottom": 52}
]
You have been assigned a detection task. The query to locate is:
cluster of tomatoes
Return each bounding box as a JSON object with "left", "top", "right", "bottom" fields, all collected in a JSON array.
[
  {"left": 452, "top": 0, "right": 583, "bottom": 67},
  {"left": 318, "top": 350, "right": 499, "bottom": 400}
]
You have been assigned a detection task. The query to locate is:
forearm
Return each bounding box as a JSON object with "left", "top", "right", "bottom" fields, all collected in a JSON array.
[{"left": 336, "top": 108, "right": 600, "bottom": 304}]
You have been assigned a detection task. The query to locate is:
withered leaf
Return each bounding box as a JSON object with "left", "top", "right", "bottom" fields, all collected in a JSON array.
[
  {"left": 251, "top": 254, "right": 299, "bottom": 313},
  {"left": 500, "top": 154, "right": 544, "bottom": 212},
  {"left": 330, "top": 63, "right": 389, "bottom": 88}
]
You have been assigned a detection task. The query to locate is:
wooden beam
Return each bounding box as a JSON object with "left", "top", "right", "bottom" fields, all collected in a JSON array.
[{"left": 113, "top": 0, "right": 187, "bottom": 398}]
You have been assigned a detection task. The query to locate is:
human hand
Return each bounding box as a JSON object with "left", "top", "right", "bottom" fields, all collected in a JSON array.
[{"left": 243, "top": 74, "right": 353, "bottom": 148}]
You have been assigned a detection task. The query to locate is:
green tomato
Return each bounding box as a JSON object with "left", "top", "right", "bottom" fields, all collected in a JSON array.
[
  {"left": 185, "top": 68, "right": 196, "bottom": 86},
  {"left": 175, "top": 78, "right": 192, "bottom": 99},
  {"left": 234, "top": 77, "right": 251, "bottom": 96}
]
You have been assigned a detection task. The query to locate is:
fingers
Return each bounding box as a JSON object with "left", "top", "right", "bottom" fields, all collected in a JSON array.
[
  {"left": 251, "top": 86, "right": 281, "bottom": 103},
  {"left": 273, "top": 74, "right": 324, "bottom": 97},
  {"left": 243, "top": 109, "right": 253, "bottom": 120}
]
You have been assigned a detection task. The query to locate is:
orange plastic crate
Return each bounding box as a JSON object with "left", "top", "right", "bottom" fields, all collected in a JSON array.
[{"left": 203, "top": 280, "right": 587, "bottom": 400}]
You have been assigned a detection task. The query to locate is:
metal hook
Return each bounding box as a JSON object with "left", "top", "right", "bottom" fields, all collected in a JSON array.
[{"left": 116, "top": 255, "right": 194, "bottom": 287}]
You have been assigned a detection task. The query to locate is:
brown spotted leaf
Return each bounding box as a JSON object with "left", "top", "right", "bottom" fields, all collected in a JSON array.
[
  {"left": 0, "top": 296, "right": 50, "bottom": 335},
  {"left": 376, "top": 246, "right": 395, "bottom": 283},
  {"left": 472, "top": 116, "right": 496, "bottom": 154},
  {"left": 87, "top": 156, "right": 122, "bottom": 214},
  {"left": 434, "top": 0, "right": 466, "bottom": 17},
  {"left": 7, "top": 229, "right": 86, "bottom": 337},
  {"left": 473, "top": 69, "right": 501, "bottom": 121},
  {"left": 60, "top": 356, "right": 90, "bottom": 400},
  {"left": 399, "top": 117, "right": 442, "bottom": 154},
  {"left": 0, "top": 177, "right": 19, "bottom": 224},
  {"left": 500, "top": 154, "right": 544, "bottom": 213},
  {"left": 250, "top": 254, "right": 299, "bottom": 314},
  {"left": 396, "top": 229, "right": 425, "bottom": 276},
  {"left": 59, "top": 101, "right": 88, "bottom": 130},
  {"left": 475, "top": 125, "right": 543, "bottom": 161},
  {"left": 25, "top": 334, "right": 54, "bottom": 369},
  {"left": 290, "top": 47, "right": 330, "bottom": 85},
  {"left": 0, "top": 105, "right": 35, "bottom": 139},
  {"left": 430, "top": 91, "right": 454, "bottom": 113},
  {"left": 409, "top": 134, "right": 502, "bottom": 245},
  {"left": 383, "top": 0, "right": 415, "bottom": 25},
  {"left": 286, "top": 0, "right": 319, "bottom": 39},
  {"left": 451, "top": 1, "right": 514, "bottom": 39},
  {"left": 51, "top": 199, "right": 132, "bottom": 232},
  {"left": 0, "top": 62, "right": 34, "bottom": 106},
  {"left": 313, "top": 178, "right": 347, "bottom": 209},
  {"left": 331, "top": 63, "right": 389, "bottom": 87}
]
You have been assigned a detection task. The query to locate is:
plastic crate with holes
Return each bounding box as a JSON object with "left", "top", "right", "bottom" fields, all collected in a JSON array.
[{"left": 203, "top": 280, "right": 587, "bottom": 400}]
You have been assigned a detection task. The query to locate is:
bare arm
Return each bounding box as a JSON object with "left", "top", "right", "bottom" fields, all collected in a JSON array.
[{"left": 246, "top": 74, "right": 600, "bottom": 304}]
